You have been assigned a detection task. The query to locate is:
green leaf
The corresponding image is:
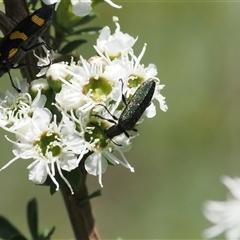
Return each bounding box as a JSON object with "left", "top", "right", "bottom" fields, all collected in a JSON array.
[
  {"left": 29, "top": 0, "right": 39, "bottom": 10},
  {"left": 38, "top": 226, "right": 55, "bottom": 240},
  {"left": 0, "top": 216, "right": 24, "bottom": 239},
  {"left": 79, "top": 189, "right": 102, "bottom": 205},
  {"left": 72, "top": 26, "right": 102, "bottom": 36},
  {"left": 41, "top": 176, "right": 52, "bottom": 186},
  {"left": 67, "top": 168, "right": 82, "bottom": 192},
  {"left": 27, "top": 198, "right": 38, "bottom": 240},
  {"left": 49, "top": 181, "right": 58, "bottom": 195},
  {"left": 11, "top": 234, "right": 28, "bottom": 240},
  {"left": 92, "top": 0, "right": 106, "bottom": 6},
  {"left": 73, "top": 13, "right": 98, "bottom": 26},
  {"left": 44, "top": 226, "right": 55, "bottom": 239},
  {"left": 52, "top": 23, "right": 75, "bottom": 35},
  {"left": 88, "top": 189, "right": 102, "bottom": 199},
  {"left": 60, "top": 39, "right": 87, "bottom": 55},
  {"left": 48, "top": 167, "right": 83, "bottom": 194}
]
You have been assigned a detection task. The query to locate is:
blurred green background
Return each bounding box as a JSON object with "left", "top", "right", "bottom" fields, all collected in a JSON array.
[{"left": 0, "top": 1, "right": 240, "bottom": 239}]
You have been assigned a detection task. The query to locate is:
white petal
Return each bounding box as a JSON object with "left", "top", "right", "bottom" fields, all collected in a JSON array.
[
  {"left": 31, "top": 88, "right": 47, "bottom": 108},
  {"left": 85, "top": 153, "right": 108, "bottom": 176},
  {"left": 32, "top": 108, "right": 52, "bottom": 131},
  {"left": 104, "top": 0, "right": 121, "bottom": 9},
  {"left": 222, "top": 176, "right": 240, "bottom": 200},
  {"left": 144, "top": 102, "right": 156, "bottom": 118},
  {"left": 203, "top": 201, "right": 229, "bottom": 223},
  {"left": 71, "top": 0, "right": 92, "bottom": 16},
  {"left": 226, "top": 226, "right": 240, "bottom": 240},
  {"left": 28, "top": 161, "right": 48, "bottom": 184},
  {"left": 155, "top": 94, "right": 168, "bottom": 112},
  {"left": 145, "top": 64, "right": 158, "bottom": 79},
  {"left": 202, "top": 177, "right": 240, "bottom": 240},
  {"left": 55, "top": 84, "right": 86, "bottom": 111},
  {"left": 202, "top": 224, "right": 225, "bottom": 239},
  {"left": 97, "top": 26, "right": 111, "bottom": 43},
  {"left": 59, "top": 153, "right": 78, "bottom": 171}
]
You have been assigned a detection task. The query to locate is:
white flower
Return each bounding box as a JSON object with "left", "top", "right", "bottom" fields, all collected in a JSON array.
[
  {"left": 60, "top": 104, "right": 134, "bottom": 187},
  {"left": 34, "top": 38, "right": 59, "bottom": 78},
  {"left": 42, "top": 0, "right": 121, "bottom": 16},
  {"left": 52, "top": 56, "right": 123, "bottom": 112},
  {"left": 203, "top": 176, "right": 240, "bottom": 240},
  {"left": 84, "top": 134, "right": 134, "bottom": 187},
  {"left": 0, "top": 83, "right": 46, "bottom": 129},
  {"left": 96, "top": 16, "right": 137, "bottom": 58},
  {"left": 0, "top": 108, "right": 87, "bottom": 194}
]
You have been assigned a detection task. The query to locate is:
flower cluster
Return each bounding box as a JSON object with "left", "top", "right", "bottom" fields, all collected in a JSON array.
[
  {"left": 0, "top": 17, "right": 167, "bottom": 193},
  {"left": 203, "top": 176, "right": 240, "bottom": 240}
]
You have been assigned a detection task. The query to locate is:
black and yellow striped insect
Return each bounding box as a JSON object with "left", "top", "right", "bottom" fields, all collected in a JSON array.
[{"left": 0, "top": 4, "right": 54, "bottom": 91}]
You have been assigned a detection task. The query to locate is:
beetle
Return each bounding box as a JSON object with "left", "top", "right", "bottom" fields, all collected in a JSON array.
[
  {"left": 94, "top": 79, "right": 156, "bottom": 141},
  {"left": 0, "top": 4, "right": 55, "bottom": 91}
]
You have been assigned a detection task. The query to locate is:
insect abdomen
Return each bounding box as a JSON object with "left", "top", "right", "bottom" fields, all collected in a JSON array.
[{"left": 119, "top": 79, "right": 156, "bottom": 130}]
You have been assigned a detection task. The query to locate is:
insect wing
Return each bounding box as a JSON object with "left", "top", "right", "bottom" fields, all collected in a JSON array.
[
  {"left": 17, "top": 5, "right": 54, "bottom": 49},
  {"left": 0, "top": 4, "right": 54, "bottom": 76},
  {"left": 119, "top": 79, "right": 156, "bottom": 130}
]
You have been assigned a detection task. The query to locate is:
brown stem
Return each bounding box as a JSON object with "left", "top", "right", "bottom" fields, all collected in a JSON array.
[{"left": 61, "top": 165, "right": 100, "bottom": 240}]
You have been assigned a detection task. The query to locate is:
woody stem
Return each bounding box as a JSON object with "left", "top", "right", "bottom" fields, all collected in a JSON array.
[{"left": 61, "top": 164, "right": 100, "bottom": 240}]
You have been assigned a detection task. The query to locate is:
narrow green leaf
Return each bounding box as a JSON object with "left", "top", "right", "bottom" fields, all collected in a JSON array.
[
  {"left": 40, "top": 226, "right": 55, "bottom": 240},
  {"left": 41, "top": 176, "right": 52, "bottom": 186},
  {"left": 49, "top": 181, "right": 57, "bottom": 195},
  {"left": 92, "top": 0, "right": 106, "bottom": 6},
  {"left": 29, "top": 0, "right": 39, "bottom": 10},
  {"left": 52, "top": 23, "right": 75, "bottom": 35},
  {"left": 88, "top": 189, "right": 102, "bottom": 199},
  {"left": 72, "top": 13, "right": 98, "bottom": 26},
  {"left": 78, "top": 189, "right": 102, "bottom": 205},
  {"left": 11, "top": 234, "right": 28, "bottom": 240},
  {"left": 67, "top": 168, "right": 82, "bottom": 192},
  {"left": 72, "top": 26, "right": 102, "bottom": 36},
  {"left": 27, "top": 199, "right": 38, "bottom": 239},
  {"left": 0, "top": 216, "right": 23, "bottom": 239},
  {"left": 60, "top": 39, "right": 87, "bottom": 55}
]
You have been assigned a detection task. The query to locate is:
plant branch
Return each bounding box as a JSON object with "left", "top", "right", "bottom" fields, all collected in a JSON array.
[{"left": 61, "top": 164, "right": 100, "bottom": 240}]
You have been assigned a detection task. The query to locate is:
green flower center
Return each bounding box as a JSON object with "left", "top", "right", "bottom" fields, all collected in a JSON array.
[
  {"left": 128, "top": 76, "right": 144, "bottom": 88},
  {"left": 82, "top": 77, "right": 112, "bottom": 102},
  {"left": 84, "top": 121, "right": 109, "bottom": 150},
  {"left": 35, "top": 131, "right": 61, "bottom": 157}
]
